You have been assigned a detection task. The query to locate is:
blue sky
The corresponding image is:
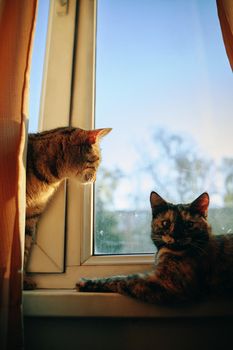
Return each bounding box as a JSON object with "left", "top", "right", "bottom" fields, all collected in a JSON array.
[
  {"left": 95, "top": 0, "right": 233, "bottom": 169},
  {"left": 94, "top": 0, "right": 233, "bottom": 208},
  {"left": 29, "top": 0, "right": 49, "bottom": 132}
]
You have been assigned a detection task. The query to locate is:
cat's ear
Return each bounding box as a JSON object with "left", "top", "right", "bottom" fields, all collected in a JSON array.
[
  {"left": 150, "top": 191, "right": 167, "bottom": 208},
  {"left": 190, "top": 192, "right": 209, "bottom": 217},
  {"left": 86, "top": 128, "right": 112, "bottom": 144}
]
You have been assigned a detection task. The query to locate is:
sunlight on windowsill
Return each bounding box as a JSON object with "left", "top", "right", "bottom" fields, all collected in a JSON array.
[{"left": 23, "top": 289, "right": 233, "bottom": 318}]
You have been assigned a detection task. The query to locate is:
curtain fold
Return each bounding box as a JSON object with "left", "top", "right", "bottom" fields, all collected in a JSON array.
[
  {"left": 217, "top": 0, "right": 233, "bottom": 70},
  {"left": 0, "top": 0, "right": 37, "bottom": 349}
]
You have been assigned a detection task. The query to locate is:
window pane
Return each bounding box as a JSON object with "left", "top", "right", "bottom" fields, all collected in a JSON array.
[
  {"left": 94, "top": 0, "right": 233, "bottom": 255},
  {"left": 29, "top": 0, "right": 49, "bottom": 133}
]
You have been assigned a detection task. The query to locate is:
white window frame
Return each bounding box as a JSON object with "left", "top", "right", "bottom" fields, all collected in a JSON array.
[
  {"left": 28, "top": 0, "right": 154, "bottom": 289},
  {"left": 27, "top": 0, "right": 77, "bottom": 274}
]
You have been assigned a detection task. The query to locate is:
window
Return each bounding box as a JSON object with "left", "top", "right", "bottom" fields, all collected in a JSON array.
[
  {"left": 94, "top": 0, "right": 233, "bottom": 254},
  {"left": 28, "top": 0, "right": 233, "bottom": 289}
]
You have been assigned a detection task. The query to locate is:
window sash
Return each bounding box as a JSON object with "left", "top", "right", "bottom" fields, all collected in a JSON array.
[
  {"left": 68, "top": 0, "right": 154, "bottom": 267},
  {"left": 29, "top": 0, "right": 154, "bottom": 288},
  {"left": 27, "top": 0, "right": 77, "bottom": 273}
]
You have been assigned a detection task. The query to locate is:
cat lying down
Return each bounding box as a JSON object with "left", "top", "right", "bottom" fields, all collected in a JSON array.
[{"left": 77, "top": 192, "right": 233, "bottom": 305}]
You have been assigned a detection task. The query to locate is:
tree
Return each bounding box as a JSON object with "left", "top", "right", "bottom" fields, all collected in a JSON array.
[
  {"left": 138, "top": 129, "right": 215, "bottom": 203},
  {"left": 221, "top": 158, "right": 233, "bottom": 206}
]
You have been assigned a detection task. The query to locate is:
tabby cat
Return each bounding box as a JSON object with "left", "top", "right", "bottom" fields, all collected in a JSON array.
[
  {"left": 77, "top": 192, "right": 233, "bottom": 304},
  {"left": 25, "top": 126, "right": 111, "bottom": 289}
]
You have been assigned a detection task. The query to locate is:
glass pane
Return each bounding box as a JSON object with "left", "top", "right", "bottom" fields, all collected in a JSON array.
[
  {"left": 29, "top": 0, "right": 49, "bottom": 133},
  {"left": 94, "top": 0, "right": 233, "bottom": 255}
]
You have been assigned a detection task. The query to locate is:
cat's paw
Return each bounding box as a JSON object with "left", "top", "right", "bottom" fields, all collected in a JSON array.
[
  {"left": 76, "top": 278, "right": 102, "bottom": 292},
  {"left": 76, "top": 278, "right": 91, "bottom": 292},
  {"left": 24, "top": 275, "right": 37, "bottom": 290}
]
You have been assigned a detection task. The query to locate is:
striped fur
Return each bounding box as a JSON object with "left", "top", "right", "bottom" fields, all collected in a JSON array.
[
  {"left": 77, "top": 192, "right": 233, "bottom": 304},
  {"left": 24, "top": 126, "right": 111, "bottom": 289}
]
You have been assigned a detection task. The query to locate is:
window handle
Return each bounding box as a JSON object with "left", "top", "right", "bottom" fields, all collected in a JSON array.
[{"left": 56, "top": 0, "right": 69, "bottom": 16}]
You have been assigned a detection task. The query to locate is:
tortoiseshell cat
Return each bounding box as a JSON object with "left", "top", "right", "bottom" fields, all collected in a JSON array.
[
  {"left": 25, "top": 126, "right": 111, "bottom": 289},
  {"left": 77, "top": 192, "right": 233, "bottom": 304}
]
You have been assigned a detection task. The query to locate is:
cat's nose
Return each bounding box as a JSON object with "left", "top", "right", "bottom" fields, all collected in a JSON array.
[{"left": 173, "top": 223, "right": 184, "bottom": 239}]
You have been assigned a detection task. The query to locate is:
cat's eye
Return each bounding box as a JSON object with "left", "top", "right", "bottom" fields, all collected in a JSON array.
[{"left": 162, "top": 220, "right": 170, "bottom": 229}]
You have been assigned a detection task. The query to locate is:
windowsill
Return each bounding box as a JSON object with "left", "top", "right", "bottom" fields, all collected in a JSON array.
[{"left": 23, "top": 289, "right": 233, "bottom": 318}]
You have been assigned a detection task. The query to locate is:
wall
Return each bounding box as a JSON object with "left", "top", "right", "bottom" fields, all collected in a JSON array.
[{"left": 24, "top": 316, "right": 233, "bottom": 350}]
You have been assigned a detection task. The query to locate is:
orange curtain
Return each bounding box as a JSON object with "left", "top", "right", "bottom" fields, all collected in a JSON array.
[
  {"left": 0, "top": 0, "right": 37, "bottom": 349},
  {"left": 217, "top": 0, "right": 233, "bottom": 70}
]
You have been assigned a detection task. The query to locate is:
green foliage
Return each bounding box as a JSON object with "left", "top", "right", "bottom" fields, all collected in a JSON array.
[
  {"left": 95, "top": 207, "right": 123, "bottom": 254},
  {"left": 94, "top": 168, "right": 123, "bottom": 254}
]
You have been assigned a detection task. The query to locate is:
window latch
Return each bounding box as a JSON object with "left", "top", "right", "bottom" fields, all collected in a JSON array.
[{"left": 56, "top": 0, "right": 69, "bottom": 16}]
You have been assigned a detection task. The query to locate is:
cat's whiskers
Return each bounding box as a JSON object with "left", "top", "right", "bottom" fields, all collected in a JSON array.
[{"left": 151, "top": 234, "right": 163, "bottom": 243}]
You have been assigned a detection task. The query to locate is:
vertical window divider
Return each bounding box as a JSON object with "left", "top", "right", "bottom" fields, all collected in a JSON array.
[{"left": 67, "top": 0, "right": 97, "bottom": 266}]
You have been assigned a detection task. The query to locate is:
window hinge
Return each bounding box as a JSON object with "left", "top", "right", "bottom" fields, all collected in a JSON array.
[{"left": 56, "top": 0, "right": 69, "bottom": 16}]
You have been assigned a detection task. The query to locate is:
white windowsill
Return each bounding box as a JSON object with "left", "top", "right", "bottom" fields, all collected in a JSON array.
[{"left": 23, "top": 290, "right": 233, "bottom": 318}]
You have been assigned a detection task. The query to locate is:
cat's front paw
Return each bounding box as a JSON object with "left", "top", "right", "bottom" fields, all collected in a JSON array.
[{"left": 76, "top": 278, "right": 94, "bottom": 292}]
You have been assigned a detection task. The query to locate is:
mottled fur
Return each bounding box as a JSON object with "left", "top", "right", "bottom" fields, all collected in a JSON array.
[
  {"left": 77, "top": 192, "right": 233, "bottom": 304},
  {"left": 25, "top": 126, "right": 111, "bottom": 289}
]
